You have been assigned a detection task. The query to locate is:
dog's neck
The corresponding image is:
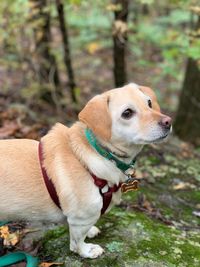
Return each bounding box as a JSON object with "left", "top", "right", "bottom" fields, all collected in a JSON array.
[
  {"left": 69, "top": 122, "right": 142, "bottom": 185},
  {"left": 98, "top": 137, "right": 143, "bottom": 164}
]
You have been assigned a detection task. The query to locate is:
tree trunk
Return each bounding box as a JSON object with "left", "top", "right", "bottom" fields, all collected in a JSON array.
[
  {"left": 55, "top": 0, "right": 77, "bottom": 103},
  {"left": 141, "top": 4, "right": 149, "bottom": 15},
  {"left": 30, "top": 0, "right": 61, "bottom": 103},
  {"left": 174, "top": 16, "right": 200, "bottom": 145},
  {"left": 113, "top": 0, "right": 129, "bottom": 87}
]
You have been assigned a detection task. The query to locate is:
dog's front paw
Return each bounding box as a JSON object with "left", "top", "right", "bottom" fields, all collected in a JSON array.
[
  {"left": 87, "top": 226, "right": 101, "bottom": 238},
  {"left": 79, "top": 243, "right": 104, "bottom": 258}
]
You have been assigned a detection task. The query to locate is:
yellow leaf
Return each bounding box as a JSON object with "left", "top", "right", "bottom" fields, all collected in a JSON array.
[
  {"left": 39, "top": 262, "right": 63, "bottom": 267},
  {"left": 8, "top": 233, "right": 19, "bottom": 246},
  {"left": 86, "top": 42, "right": 101, "bottom": 55},
  {"left": 0, "top": 226, "right": 20, "bottom": 246},
  {"left": 0, "top": 226, "right": 10, "bottom": 239}
]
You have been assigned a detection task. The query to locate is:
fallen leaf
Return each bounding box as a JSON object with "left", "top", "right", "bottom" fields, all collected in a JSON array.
[
  {"left": 172, "top": 182, "right": 196, "bottom": 190},
  {"left": 86, "top": 42, "right": 101, "bottom": 55},
  {"left": 0, "top": 226, "right": 20, "bottom": 246},
  {"left": 0, "top": 226, "right": 10, "bottom": 240},
  {"left": 39, "top": 262, "right": 63, "bottom": 267},
  {"left": 22, "top": 228, "right": 39, "bottom": 235},
  {"left": 7, "top": 232, "right": 19, "bottom": 246}
]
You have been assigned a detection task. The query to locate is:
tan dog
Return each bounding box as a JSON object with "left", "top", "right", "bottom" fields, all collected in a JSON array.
[{"left": 0, "top": 83, "right": 171, "bottom": 258}]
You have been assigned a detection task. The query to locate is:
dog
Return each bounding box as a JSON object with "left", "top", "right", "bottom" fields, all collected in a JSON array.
[{"left": 0, "top": 83, "right": 172, "bottom": 258}]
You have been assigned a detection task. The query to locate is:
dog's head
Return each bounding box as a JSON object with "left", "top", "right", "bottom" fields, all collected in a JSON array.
[{"left": 79, "top": 83, "right": 172, "bottom": 145}]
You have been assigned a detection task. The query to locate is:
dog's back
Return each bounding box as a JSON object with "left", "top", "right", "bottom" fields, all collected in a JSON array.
[{"left": 0, "top": 139, "right": 64, "bottom": 221}]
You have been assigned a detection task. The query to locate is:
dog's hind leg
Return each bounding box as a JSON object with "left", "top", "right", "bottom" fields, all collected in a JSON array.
[{"left": 87, "top": 226, "right": 101, "bottom": 238}]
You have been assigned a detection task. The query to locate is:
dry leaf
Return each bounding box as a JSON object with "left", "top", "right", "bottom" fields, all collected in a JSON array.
[
  {"left": 0, "top": 226, "right": 20, "bottom": 246},
  {"left": 39, "top": 262, "right": 63, "bottom": 267},
  {"left": 173, "top": 182, "right": 196, "bottom": 190},
  {"left": 0, "top": 226, "right": 10, "bottom": 239},
  {"left": 7, "top": 232, "right": 19, "bottom": 246},
  {"left": 22, "top": 228, "right": 39, "bottom": 235},
  {"left": 86, "top": 42, "right": 101, "bottom": 55}
]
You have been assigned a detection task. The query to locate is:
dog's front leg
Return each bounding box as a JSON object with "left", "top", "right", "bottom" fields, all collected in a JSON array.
[{"left": 68, "top": 217, "right": 104, "bottom": 258}]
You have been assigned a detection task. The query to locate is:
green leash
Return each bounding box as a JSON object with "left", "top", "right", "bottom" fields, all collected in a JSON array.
[
  {"left": 85, "top": 128, "right": 136, "bottom": 172},
  {"left": 0, "top": 222, "right": 39, "bottom": 267},
  {"left": 0, "top": 252, "right": 38, "bottom": 267}
]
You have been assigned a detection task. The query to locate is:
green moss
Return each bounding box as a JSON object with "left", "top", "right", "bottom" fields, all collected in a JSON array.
[{"left": 39, "top": 210, "right": 200, "bottom": 266}]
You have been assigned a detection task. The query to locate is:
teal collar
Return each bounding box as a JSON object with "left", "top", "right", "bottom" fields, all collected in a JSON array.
[{"left": 85, "top": 128, "right": 136, "bottom": 172}]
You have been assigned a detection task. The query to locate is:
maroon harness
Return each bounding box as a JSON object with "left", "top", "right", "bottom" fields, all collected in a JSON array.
[
  {"left": 38, "top": 142, "right": 61, "bottom": 209},
  {"left": 38, "top": 142, "right": 121, "bottom": 214},
  {"left": 90, "top": 173, "right": 122, "bottom": 214}
]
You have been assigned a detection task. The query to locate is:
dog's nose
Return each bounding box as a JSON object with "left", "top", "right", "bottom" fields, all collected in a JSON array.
[{"left": 159, "top": 116, "right": 172, "bottom": 130}]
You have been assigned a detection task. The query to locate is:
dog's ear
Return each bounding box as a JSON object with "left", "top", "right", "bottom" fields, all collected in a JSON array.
[
  {"left": 78, "top": 94, "right": 111, "bottom": 141},
  {"left": 139, "top": 86, "right": 160, "bottom": 112}
]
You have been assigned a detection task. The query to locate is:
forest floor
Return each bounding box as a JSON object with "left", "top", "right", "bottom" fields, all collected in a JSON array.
[{"left": 1, "top": 112, "right": 200, "bottom": 266}]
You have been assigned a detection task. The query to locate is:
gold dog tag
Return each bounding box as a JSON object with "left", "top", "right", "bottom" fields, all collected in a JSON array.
[{"left": 121, "top": 179, "right": 139, "bottom": 193}]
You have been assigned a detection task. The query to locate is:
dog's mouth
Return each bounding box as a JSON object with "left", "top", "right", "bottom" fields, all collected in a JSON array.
[
  {"left": 154, "top": 133, "right": 169, "bottom": 142},
  {"left": 142, "top": 132, "right": 170, "bottom": 144}
]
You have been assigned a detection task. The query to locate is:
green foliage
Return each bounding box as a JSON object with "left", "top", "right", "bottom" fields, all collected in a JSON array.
[
  {"left": 129, "top": 7, "right": 198, "bottom": 71},
  {"left": 0, "top": 0, "right": 30, "bottom": 55},
  {"left": 0, "top": 0, "right": 199, "bottom": 111}
]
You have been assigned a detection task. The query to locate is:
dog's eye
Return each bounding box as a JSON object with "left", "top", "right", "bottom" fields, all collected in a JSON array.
[
  {"left": 121, "top": 108, "right": 135, "bottom": 119},
  {"left": 148, "top": 99, "right": 152, "bottom": 108}
]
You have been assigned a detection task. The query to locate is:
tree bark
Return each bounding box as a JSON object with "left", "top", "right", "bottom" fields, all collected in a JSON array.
[
  {"left": 174, "top": 16, "right": 200, "bottom": 144},
  {"left": 30, "top": 0, "right": 61, "bottom": 103},
  {"left": 55, "top": 0, "right": 77, "bottom": 103},
  {"left": 141, "top": 4, "right": 149, "bottom": 16},
  {"left": 113, "top": 0, "right": 129, "bottom": 87}
]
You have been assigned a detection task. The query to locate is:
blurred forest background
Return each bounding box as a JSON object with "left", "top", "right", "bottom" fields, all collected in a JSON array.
[
  {"left": 1, "top": 1, "right": 200, "bottom": 266},
  {"left": 0, "top": 0, "right": 199, "bottom": 144}
]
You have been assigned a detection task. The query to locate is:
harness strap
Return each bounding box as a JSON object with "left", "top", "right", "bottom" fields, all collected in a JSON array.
[
  {"left": 91, "top": 173, "right": 121, "bottom": 214},
  {"left": 38, "top": 142, "right": 61, "bottom": 209}
]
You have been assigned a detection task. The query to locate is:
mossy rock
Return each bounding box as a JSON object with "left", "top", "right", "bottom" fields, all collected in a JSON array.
[{"left": 40, "top": 209, "right": 200, "bottom": 266}]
